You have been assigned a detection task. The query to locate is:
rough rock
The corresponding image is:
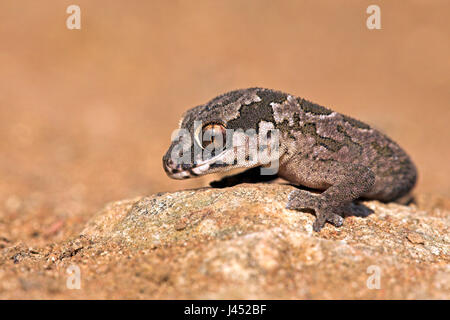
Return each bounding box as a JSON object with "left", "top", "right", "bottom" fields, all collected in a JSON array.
[
  {"left": 1, "top": 183, "right": 448, "bottom": 299},
  {"left": 80, "top": 183, "right": 449, "bottom": 299}
]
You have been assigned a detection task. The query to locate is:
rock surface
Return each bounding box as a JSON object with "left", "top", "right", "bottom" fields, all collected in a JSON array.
[{"left": 1, "top": 183, "right": 449, "bottom": 299}]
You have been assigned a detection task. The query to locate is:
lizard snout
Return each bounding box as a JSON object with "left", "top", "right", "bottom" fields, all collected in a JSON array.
[{"left": 162, "top": 157, "right": 193, "bottom": 179}]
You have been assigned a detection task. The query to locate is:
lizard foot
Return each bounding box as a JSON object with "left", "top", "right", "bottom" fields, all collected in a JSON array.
[{"left": 286, "top": 189, "right": 344, "bottom": 232}]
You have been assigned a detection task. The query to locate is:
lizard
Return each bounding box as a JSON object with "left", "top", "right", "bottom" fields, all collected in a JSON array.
[{"left": 162, "top": 88, "right": 417, "bottom": 231}]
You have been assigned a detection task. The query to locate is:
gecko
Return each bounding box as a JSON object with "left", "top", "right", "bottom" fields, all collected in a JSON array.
[{"left": 163, "top": 88, "right": 417, "bottom": 231}]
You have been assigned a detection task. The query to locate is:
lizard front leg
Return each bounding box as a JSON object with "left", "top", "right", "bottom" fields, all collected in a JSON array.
[{"left": 282, "top": 160, "right": 375, "bottom": 231}]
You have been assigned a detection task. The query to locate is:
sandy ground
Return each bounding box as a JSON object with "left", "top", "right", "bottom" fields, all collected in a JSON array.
[{"left": 0, "top": 1, "right": 449, "bottom": 298}]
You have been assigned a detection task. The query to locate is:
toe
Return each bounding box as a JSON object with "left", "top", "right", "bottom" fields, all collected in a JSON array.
[
  {"left": 312, "top": 215, "right": 326, "bottom": 232},
  {"left": 286, "top": 190, "right": 319, "bottom": 210},
  {"left": 328, "top": 214, "right": 344, "bottom": 227}
]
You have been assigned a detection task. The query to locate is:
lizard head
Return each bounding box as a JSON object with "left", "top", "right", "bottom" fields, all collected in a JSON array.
[{"left": 163, "top": 88, "right": 287, "bottom": 179}]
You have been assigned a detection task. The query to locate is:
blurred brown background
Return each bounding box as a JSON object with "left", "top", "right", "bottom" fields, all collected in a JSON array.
[{"left": 0, "top": 0, "right": 449, "bottom": 245}]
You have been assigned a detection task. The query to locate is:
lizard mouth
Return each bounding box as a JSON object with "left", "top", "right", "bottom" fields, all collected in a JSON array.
[{"left": 163, "top": 149, "right": 235, "bottom": 180}]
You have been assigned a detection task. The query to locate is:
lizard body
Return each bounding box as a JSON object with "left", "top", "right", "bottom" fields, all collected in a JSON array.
[{"left": 163, "top": 88, "right": 417, "bottom": 231}]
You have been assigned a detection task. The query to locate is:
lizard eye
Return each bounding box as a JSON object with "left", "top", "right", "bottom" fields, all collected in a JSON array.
[{"left": 198, "top": 123, "right": 227, "bottom": 150}]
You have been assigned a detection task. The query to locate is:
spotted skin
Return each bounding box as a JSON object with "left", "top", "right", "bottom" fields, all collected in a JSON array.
[{"left": 163, "top": 88, "right": 417, "bottom": 231}]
